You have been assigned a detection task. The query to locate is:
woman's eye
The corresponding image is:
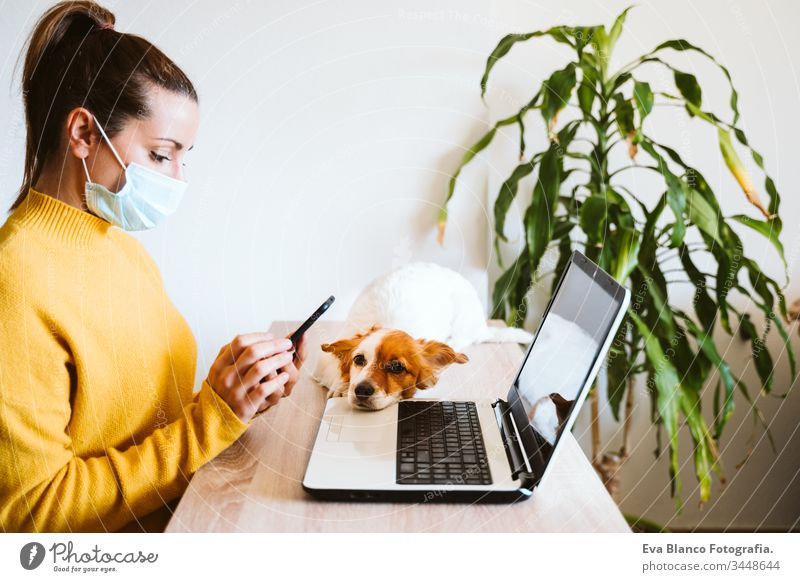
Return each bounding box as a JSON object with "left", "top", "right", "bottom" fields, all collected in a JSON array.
[
  {"left": 353, "top": 355, "right": 366, "bottom": 366},
  {"left": 150, "top": 151, "right": 171, "bottom": 164}
]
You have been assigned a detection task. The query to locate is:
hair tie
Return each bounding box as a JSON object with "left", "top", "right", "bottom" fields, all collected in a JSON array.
[{"left": 95, "top": 21, "right": 114, "bottom": 31}]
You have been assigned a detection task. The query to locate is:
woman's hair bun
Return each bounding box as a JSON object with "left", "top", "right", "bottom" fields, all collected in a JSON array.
[{"left": 31, "top": 1, "right": 116, "bottom": 55}]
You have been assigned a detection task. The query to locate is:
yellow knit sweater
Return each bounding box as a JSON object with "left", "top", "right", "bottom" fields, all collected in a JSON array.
[{"left": 0, "top": 188, "right": 252, "bottom": 532}]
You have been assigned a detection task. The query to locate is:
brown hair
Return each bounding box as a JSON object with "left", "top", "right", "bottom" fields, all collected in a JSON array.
[{"left": 9, "top": 0, "right": 198, "bottom": 212}]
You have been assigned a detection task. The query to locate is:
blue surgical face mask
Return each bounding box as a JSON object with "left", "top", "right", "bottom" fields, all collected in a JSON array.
[{"left": 82, "top": 115, "right": 188, "bottom": 231}]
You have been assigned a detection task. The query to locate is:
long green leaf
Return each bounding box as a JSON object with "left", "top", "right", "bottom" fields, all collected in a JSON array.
[
  {"left": 640, "top": 140, "right": 686, "bottom": 246},
  {"left": 732, "top": 127, "right": 782, "bottom": 221},
  {"left": 613, "top": 227, "right": 641, "bottom": 282},
  {"left": 495, "top": 158, "right": 539, "bottom": 243},
  {"left": 737, "top": 312, "right": 775, "bottom": 394},
  {"left": 491, "top": 251, "right": 526, "bottom": 320},
  {"left": 578, "top": 60, "right": 598, "bottom": 116},
  {"left": 607, "top": 5, "right": 635, "bottom": 58},
  {"left": 613, "top": 92, "right": 635, "bottom": 137},
  {"left": 550, "top": 231, "right": 574, "bottom": 297},
  {"left": 685, "top": 185, "right": 722, "bottom": 244},
  {"left": 768, "top": 310, "right": 798, "bottom": 385},
  {"left": 573, "top": 25, "right": 603, "bottom": 59},
  {"left": 729, "top": 215, "right": 786, "bottom": 270},
  {"left": 674, "top": 70, "right": 702, "bottom": 114},
  {"left": 718, "top": 128, "right": 773, "bottom": 220},
  {"left": 677, "top": 245, "right": 717, "bottom": 332},
  {"left": 681, "top": 315, "right": 736, "bottom": 440},
  {"left": 521, "top": 121, "right": 579, "bottom": 277},
  {"left": 541, "top": 63, "right": 578, "bottom": 134},
  {"left": 441, "top": 107, "right": 535, "bottom": 242},
  {"left": 741, "top": 294, "right": 797, "bottom": 388},
  {"left": 662, "top": 100, "right": 785, "bottom": 276},
  {"left": 634, "top": 258, "right": 676, "bottom": 345},
  {"left": 480, "top": 28, "right": 575, "bottom": 99},
  {"left": 679, "top": 386, "right": 717, "bottom": 503},
  {"left": 713, "top": 246, "right": 737, "bottom": 335},
  {"left": 633, "top": 80, "right": 654, "bottom": 122},
  {"left": 637, "top": 38, "right": 741, "bottom": 124},
  {"left": 524, "top": 142, "right": 563, "bottom": 276},
  {"left": 630, "top": 312, "right": 682, "bottom": 501},
  {"left": 607, "top": 322, "right": 631, "bottom": 422},
  {"left": 579, "top": 194, "right": 608, "bottom": 244}
]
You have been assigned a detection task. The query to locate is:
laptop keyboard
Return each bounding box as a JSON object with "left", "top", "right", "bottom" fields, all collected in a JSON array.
[{"left": 396, "top": 400, "right": 492, "bottom": 485}]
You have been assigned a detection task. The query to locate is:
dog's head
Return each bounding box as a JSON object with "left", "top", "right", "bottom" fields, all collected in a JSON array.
[{"left": 320, "top": 324, "right": 469, "bottom": 410}]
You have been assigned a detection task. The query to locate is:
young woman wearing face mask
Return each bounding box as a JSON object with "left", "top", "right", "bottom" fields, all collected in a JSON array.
[{"left": 0, "top": 1, "right": 306, "bottom": 532}]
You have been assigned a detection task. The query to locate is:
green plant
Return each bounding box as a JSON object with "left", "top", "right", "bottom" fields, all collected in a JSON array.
[{"left": 439, "top": 6, "right": 795, "bottom": 510}]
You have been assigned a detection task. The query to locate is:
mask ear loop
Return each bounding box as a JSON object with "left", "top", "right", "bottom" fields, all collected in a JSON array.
[
  {"left": 91, "top": 114, "right": 127, "bottom": 170},
  {"left": 81, "top": 157, "right": 92, "bottom": 182}
]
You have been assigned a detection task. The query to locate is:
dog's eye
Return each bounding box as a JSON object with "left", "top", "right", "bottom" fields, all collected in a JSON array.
[
  {"left": 388, "top": 360, "right": 405, "bottom": 374},
  {"left": 353, "top": 354, "right": 366, "bottom": 366}
]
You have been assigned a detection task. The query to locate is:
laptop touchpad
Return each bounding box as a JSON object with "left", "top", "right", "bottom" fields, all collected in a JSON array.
[{"left": 326, "top": 414, "right": 381, "bottom": 443}]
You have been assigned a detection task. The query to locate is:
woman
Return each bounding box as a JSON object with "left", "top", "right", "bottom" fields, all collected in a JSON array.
[{"left": 0, "top": 1, "right": 306, "bottom": 533}]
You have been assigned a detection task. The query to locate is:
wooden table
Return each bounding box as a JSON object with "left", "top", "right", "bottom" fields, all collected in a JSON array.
[{"left": 166, "top": 320, "right": 631, "bottom": 532}]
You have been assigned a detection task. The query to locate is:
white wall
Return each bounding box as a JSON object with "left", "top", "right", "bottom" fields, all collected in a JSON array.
[{"left": 1, "top": 0, "right": 797, "bottom": 530}]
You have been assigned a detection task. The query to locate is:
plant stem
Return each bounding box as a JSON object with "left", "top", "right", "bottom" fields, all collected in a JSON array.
[
  {"left": 621, "top": 375, "right": 636, "bottom": 458},
  {"left": 591, "top": 386, "right": 600, "bottom": 465}
]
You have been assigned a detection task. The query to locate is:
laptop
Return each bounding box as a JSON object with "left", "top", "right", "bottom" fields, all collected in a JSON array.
[{"left": 302, "top": 250, "right": 630, "bottom": 503}]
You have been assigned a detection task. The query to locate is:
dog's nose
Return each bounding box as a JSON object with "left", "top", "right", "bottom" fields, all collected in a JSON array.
[{"left": 354, "top": 383, "right": 375, "bottom": 400}]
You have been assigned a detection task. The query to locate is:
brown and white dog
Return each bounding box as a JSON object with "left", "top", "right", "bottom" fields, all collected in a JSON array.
[
  {"left": 305, "top": 260, "right": 531, "bottom": 411},
  {"left": 317, "top": 324, "right": 469, "bottom": 411}
]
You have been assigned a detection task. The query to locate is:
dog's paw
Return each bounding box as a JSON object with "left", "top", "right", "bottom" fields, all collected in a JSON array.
[{"left": 325, "top": 388, "right": 344, "bottom": 400}]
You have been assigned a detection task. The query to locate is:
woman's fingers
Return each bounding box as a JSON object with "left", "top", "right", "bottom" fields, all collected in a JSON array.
[
  {"left": 254, "top": 374, "right": 283, "bottom": 412},
  {"left": 205, "top": 331, "right": 307, "bottom": 423},
  {"left": 218, "top": 332, "right": 275, "bottom": 367},
  {"left": 210, "top": 333, "right": 270, "bottom": 379},
  {"left": 293, "top": 333, "right": 308, "bottom": 369},
  {"left": 232, "top": 336, "right": 292, "bottom": 375},
  {"left": 271, "top": 361, "right": 298, "bottom": 398},
  {"left": 245, "top": 374, "right": 288, "bottom": 417},
  {"left": 238, "top": 350, "right": 293, "bottom": 389},
  {"left": 216, "top": 351, "right": 289, "bottom": 395}
]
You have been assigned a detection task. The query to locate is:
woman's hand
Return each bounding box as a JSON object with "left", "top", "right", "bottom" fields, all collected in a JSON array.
[
  {"left": 206, "top": 332, "right": 294, "bottom": 424},
  {"left": 253, "top": 332, "right": 308, "bottom": 415}
]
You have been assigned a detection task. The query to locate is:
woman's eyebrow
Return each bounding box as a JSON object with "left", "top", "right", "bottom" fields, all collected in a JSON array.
[{"left": 154, "top": 137, "right": 193, "bottom": 151}]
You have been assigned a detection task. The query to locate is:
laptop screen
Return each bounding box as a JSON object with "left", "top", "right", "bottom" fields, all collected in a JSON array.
[{"left": 505, "top": 252, "right": 627, "bottom": 484}]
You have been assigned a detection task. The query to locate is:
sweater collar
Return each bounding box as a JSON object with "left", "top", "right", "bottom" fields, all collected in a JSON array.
[{"left": 12, "top": 187, "right": 114, "bottom": 247}]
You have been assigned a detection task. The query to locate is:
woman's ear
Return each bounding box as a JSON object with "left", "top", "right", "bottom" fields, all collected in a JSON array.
[
  {"left": 65, "top": 107, "right": 98, "bottom": 161},
  {"left": 414, "top": 339, "right": 469, "bottom": 389}
]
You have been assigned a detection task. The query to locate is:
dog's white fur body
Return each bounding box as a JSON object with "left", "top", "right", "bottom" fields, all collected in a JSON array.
[
  {"left": 307, "top": 261, "right": 533, "bottom": 396},
  {"left": 345, "top": 262, "right": 533, "bottom": 352}
]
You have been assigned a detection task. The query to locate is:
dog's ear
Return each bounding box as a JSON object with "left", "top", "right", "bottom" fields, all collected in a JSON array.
[
  {"left": 320, "top": 325, "right": 376, "bottom": 361},
  {"left": 548, "top": 393, "right": 574, "bottom": 427},
  {"left": 418, "top": 339, "right": 469, "bottom": 367},
  {"left": 320, "top": 336, "right": 362, "bottom": 362},
  {"left": 414, "top": 339, "right": 469, "bottom": 390}
]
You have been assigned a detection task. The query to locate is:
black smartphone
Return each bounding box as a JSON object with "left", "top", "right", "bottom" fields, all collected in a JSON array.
[{"left": 288, "top": 295, "right": 335, "bottom": 348}]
